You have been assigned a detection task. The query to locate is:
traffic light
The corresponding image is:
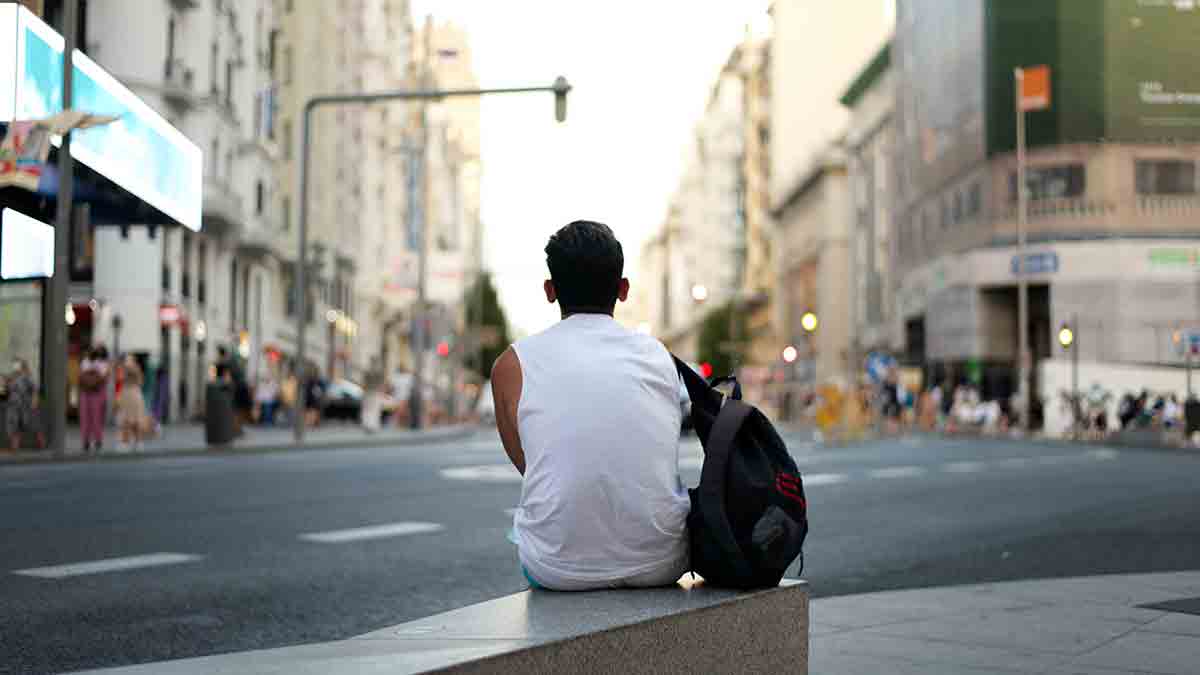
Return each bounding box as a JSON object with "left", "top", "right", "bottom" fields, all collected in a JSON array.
[
  {"left": 699, "top": 362, "right": 713, "bottom": 379},
  {"left": 436, "top": 341, "right": 450, "bottom": 357}
]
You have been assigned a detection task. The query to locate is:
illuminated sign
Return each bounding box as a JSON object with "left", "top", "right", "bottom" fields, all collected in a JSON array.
[
  {"left": 1, "top": 207, "right": 54, "bottom": 280},
  {"left": 0, "top": 5, "right": 203, "bottom": 230}
]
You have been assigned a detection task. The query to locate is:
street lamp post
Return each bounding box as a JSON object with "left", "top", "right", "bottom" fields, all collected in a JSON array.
[
  {"left": 44, "top": 0, "right": 78, "bottom": 453},
  {"left": 1058, "top": 315, "right": 1078, "bottom": 438},
  {"left": 293, "top": 78, "right": 571, "bottom": 442}
]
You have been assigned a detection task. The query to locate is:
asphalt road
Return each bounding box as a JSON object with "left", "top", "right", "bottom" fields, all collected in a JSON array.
[{"left": 3, "top": 429, "right": 1199, "bottom": 674}]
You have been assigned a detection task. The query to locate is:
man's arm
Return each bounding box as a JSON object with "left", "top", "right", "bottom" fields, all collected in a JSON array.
[{"left": 491, "top": 347, "right": 526, "bottom": 475}]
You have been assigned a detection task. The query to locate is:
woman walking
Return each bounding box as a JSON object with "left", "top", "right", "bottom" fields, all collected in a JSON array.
[
  {"left": 78, "top": 347, "right": 111, "bottom": 453},
  {"left": 116, "top": 356, "right": 150, "bottom": 450}
]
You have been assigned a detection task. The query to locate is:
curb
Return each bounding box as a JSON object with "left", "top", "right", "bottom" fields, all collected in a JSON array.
[{"left": 0, "top": 425, "right": 481, "bottom": 468}]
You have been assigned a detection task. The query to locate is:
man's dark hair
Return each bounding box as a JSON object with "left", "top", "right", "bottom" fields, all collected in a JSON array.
[{"left": 544, "top": 220, "right": 624, "bottom": 312}]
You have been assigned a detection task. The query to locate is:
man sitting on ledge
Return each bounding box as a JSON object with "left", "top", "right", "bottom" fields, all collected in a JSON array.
[{"left": 491, "top": 220, "right": 690, "bottom": 591}]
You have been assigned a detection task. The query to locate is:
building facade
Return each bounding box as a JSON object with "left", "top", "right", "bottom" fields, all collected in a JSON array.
[
  {"left": 892, "top": 0, "right": 1200, "bottom": 425},
  {"left": 842, "top": 43, "right": 899, "bottom": 359},
  {"left": 769, "top": 0, "right": 892, "bottom": 404}
]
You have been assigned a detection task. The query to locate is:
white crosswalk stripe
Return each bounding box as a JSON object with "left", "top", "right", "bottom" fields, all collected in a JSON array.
[
  {"left": 299, "top": 522, "right": 444, "bottom": 544},
  {"left": 804, "top": 473, "right": 849, "bottom": 486},
  {"left": 869, "top": 466, "right": 928, "bottom": 479},
  {"left": 14, "top": 553, "right": 202, "bottom": 579},
  {"left": 944, "top": 461, "right": 986, "bottom": 474}
]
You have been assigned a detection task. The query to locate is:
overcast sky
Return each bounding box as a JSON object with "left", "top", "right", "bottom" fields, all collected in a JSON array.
[{"left": 411, "top": 0, "right": 771, "bottom": 336}]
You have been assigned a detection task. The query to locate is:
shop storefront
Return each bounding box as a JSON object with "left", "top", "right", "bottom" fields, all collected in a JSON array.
[{"left": 1, "top": 4, "right": 202, "bottom": 422}]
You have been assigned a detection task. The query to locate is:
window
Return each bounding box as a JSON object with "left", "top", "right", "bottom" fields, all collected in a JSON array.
[
  {"left": 1136, "top": 160, "right": 1197, "bottom": 195},
  {"left": 268, "top": 29, "right": 279, "bottom": 72},
  {"left": 256, "top": 181, "right": 265, "bottom": 214},
  {"left": 197, "top": 241, "right": 208, "bottom": 306},
  {"left": 210, "top": 138, "right": 219, "bottom": 177},
  {"left": 210, "top": 42, "right": 219, "bottom": 94},
  {"left": 283, "top": 46, "right": 293, "bottom": 84},
  {"left": 281, "top": 196, "right": 291, "bottom": 231},
  {"left": 166, "top": 17, "right": 176, "bottom": 77},
  {"left": 284, "top": 265, "right": 297, "bottom": 317},
  {"left": 281, "top": 119, "right": 292, "bottom": 160},
  {"left": 181, "top": 233, "right": 192, "bottom": 298},
  {"left": 225, "top": 59, "right": 234, "bottom": 107},
  {"left": 1009, "top": 164, "right": 1085, "bottom": 202},
  {"left": 230, "top": 258, "right": 238, "bottom": 327},
  {"left": 967, "top": 181, "right": 982, "bottom": 217}
]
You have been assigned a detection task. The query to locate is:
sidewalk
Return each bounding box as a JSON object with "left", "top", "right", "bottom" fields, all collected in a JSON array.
[
  {"left": 811, "top": 570, "right": 1200, "bottom": 674},
  {"left": 0, "top": 422, "right": 479, "bottom": 466},
  {"left": 76, "top": 570, "right": 1200, "bottom": 674}
]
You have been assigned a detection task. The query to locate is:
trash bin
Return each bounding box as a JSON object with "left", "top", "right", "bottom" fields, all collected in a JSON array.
[
  {"left": 1185, "top": 398, "right": 1200, "bottom": 436},
  {"left": 205, "top": 382, "right": 236, "bottom": 446}
]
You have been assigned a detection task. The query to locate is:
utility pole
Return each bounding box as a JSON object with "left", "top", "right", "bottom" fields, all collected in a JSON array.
[
  {"left": 1015, "top": 67, "right": 1031, "bottom": 435},
  {"left": 44, "top": 0, "right": 77, "bottom": 453},
  {"left": 410, "top": 15, "right": 433, "bottom": 430},
  {"left": 292, "top": 79, "right": 570, "bottom": 442}
]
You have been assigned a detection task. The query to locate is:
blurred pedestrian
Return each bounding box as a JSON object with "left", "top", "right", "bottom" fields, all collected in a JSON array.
[
  {"left": 5, "top": 358, "right": 46, "bottom": 452},
  {"left": 116, "top": 355, "right": 150, "bottom": 450},
  {"left": 361, "top": 357, "right": 384, "bottom": 433},
  {"left": 255, "top": 374, "right": 279, "bottom": 426},
  {"left": 153, "top": 362, "right": 171, "bottom": 425},
  {"left": 280, "top": 370, "right": 299, "bottom": 426},
  {"left": 303, "top": 366, "right": 325, "bottom": 429},
  {"left": 217, "top": 346, "right": 252, "bottom": 437},
  {"left": 78, "top": 347, "right": 110, "bottom": 453}
]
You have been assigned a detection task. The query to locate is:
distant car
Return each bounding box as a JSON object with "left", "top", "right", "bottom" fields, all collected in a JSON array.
[{"left": 321, "top": 379, "right": 397, "bottom": 422}]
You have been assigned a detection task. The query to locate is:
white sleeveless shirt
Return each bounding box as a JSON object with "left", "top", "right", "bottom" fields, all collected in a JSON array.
[{"left": 510, "top": 314, "right": 690, "bottom": 589}]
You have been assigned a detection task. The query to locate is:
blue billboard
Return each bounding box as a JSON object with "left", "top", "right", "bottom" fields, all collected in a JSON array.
[{"left": 0, "top": 5, "right": 202, "bottom": 231}]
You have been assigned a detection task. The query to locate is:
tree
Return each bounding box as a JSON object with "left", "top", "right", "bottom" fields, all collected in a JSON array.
[
  {"left": 698, "top": 301, "right": 747, "bottom": 378},
  {"left": 463, "top": 272, "right": 512, "bottom": 381}
]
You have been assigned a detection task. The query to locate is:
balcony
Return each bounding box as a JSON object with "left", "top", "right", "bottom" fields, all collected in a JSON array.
[
  {"left": 237, "top": 211, "right": 282, "bottom": 261},
  {"left": 162, "top": 61, "right": 199, "bottom": 111},
  {"left": 1137, "top": 194, "right": 1200, "bottom": 216},
  {"left": 997, "top": 197, "right": 1118, "bottom": 223},
  {"left": 202, "top": 176, "right": 245, "bottom": 239}
]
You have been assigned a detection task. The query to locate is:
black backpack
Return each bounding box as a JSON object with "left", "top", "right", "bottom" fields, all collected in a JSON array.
[{"left": 675, "top": 357, "right": 808, "bottom": 589}]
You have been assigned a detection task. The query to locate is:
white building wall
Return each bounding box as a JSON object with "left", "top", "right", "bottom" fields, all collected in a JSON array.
[{"left": 769, "top": 0, "right": 892, "bottom": 210}]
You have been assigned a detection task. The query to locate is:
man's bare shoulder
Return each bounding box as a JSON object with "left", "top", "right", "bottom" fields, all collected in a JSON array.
[{"left": 491, "top": 347, "right": 521, "bottom": 392}]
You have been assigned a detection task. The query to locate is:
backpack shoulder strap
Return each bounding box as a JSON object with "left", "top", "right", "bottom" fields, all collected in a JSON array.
[{"left": 698, "top": 399, "right": 755, "bottom": 575}]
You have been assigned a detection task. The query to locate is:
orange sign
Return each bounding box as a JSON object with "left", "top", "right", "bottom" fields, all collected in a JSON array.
[{"left": 1019, "top": 65, "right": 1051, "bottom": 112}]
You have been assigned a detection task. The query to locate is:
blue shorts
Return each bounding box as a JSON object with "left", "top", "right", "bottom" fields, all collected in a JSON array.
[{"left": 510, "top": 525, "right": 545, "bottom": 590}]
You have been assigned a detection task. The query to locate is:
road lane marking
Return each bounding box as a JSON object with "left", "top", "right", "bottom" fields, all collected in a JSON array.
[
  {"left": 804, "top": 473, "right": 848, "bottom": 486},
  {"left": 299, "top": 522, "right": 444, "bottom": 544},
  {"left": 869, "top": 466, "right": 927, "bottom": 479},
  {"left": 944, "top": 461, "right": 986, "bottom": 474},
  {"left": 440, "top": 465, "right": 523, "bottom": 482},
  {"left": 1089, "top": 448, "right": 1119, "bottom": 460},
  {"left": 995, "top": 457, "right": 1032, "bottom": 469},
  {"left": 14, "top": 553, "right": 202, "bottom": 579}
]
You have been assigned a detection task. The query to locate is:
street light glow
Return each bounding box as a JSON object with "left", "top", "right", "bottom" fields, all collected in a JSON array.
[
  {"left": 801, "top": 311, "right": 818, "bottom": 333},
  {"left": 782, "top": 345, "right": 799, "bottom": 363},
  {"left": 1058, "top": 325, "right": 1074, "bottom": 349},
  {"left": 691, "top": 284, "right": 709, "bottom": 302}
]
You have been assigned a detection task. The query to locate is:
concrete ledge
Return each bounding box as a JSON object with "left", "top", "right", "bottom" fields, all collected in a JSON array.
[{"left": 77, "top": 578, "right": 809, "bottom": 674}]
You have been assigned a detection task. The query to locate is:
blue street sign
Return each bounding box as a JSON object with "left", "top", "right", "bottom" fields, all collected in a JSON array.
[{"left": 1011, "top": 252, "right": 1059, "bottom": 276}]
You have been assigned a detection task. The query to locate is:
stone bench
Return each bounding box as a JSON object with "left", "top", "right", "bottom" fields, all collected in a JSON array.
[{"left": 81, "top": 577, "right": 809, "bottom": 674}]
